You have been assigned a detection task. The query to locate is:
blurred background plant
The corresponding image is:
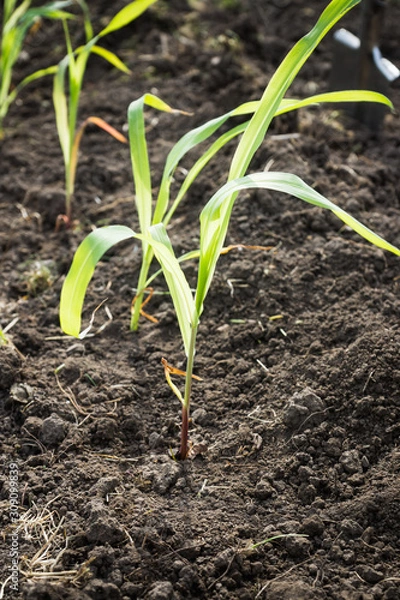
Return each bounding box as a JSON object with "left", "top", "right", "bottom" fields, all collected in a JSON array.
[
  {"left": 0, "top": 0, "right": 73, "bottom": 138},
  {"left": 52, "top": 0, "right": 158, "bottom": 227}
]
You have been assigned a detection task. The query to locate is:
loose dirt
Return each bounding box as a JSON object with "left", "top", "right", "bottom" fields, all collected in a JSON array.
[{"left": 1, "top": 1, "right": 400, "bottom": 599}]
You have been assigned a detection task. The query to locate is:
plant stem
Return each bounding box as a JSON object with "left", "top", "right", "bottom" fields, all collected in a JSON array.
[
  {"left": 130, "top": 247, "right": 153, "bottom": 330},
  {"left": 179, "top": 403, "right": 189, "bottom": 461},
  {"left": 65, "top": 179, "right": 73, "bottom": 223},
  {"left": 178, "top": 323, "right": 198, "bottom": 459}
]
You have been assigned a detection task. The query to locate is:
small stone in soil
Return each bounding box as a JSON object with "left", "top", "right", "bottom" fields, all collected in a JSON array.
[
  {"left": 283, "top": 387, "right": 325, "bottom": 431},
  {"left": 300, "top": 515, "right": 324, "bottom": 537},
  {"left": 40, "top": 413, "right": 67, "bottom": 445},
  {"left": 340, "top": 449, "right": 362, "bottom": 474},
  {"left": 285, "top": 534, "right": 312, "bottom": 558}
]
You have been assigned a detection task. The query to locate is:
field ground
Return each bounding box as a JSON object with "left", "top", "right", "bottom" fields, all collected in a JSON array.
[{"left": 1, "top": 1, "right": 400, "bottom": 598}]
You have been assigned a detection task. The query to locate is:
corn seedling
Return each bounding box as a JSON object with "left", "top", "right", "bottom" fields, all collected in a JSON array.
[
  {"left": 52, "top": 0, "right": 158, "bottom": 226},
  {"left": 0, "top": 0, "right": 73, "bottom": 138},
  {"left": 60, "top": 0, "right": 399, "bottom": 458}
]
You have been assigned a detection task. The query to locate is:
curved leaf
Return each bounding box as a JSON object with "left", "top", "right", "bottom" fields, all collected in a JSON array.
[
  {"left": 99, "top": 0, "right": 158, "bottom": 37},
  {"left": 229, "top": 0, "right": 361, "bottom": 181},
  {"left": 60, "top": 225, "right": 136, "bottom": 337},
  {"left": 90, "top": 45, "right": 131, "bottom": 74},
  {"left": 196, "top": 172, "right": 400, "bottom": 314},
  {"left": 128, "top": 94, "right": 185, "bottom": 245},
  {"left": 276, "top": 89, "right": 394, "bottom": 114},
  {"left": 161, "top": 88, "right": 392, "bottom": 227},
  {"left": 1, "top": 65, "right": 57, "bottom": 120},
  {"left": 59, "top": 222, "right": 195, "bottom": 354},
  {"left": 147, "top": 224, "right": 195, "bottom": 355}
]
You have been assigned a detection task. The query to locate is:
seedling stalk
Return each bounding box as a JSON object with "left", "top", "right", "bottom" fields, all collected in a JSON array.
[{"left": 179, "top": 324, "right": 198, "bottom": 459}]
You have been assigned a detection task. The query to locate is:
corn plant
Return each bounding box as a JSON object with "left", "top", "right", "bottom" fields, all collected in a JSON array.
[
  {"left": 59, "top": 0, "right": 399, "bottom": 459},
  {"left": 0, "top": 0, "right": 73, "bottom": 138},
  {"left": 52, "top": 0, "right": 158, "bottom": 226}
]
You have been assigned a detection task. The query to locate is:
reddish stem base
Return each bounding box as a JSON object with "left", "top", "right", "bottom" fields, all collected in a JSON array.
[{"left": 177, "top": 404, "right": 189, "bottom": 460}]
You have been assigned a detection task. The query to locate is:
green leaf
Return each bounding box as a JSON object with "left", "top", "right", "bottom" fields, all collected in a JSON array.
[
  {"left": 128, "top": 96, "right": 154, "bottom": 243},
  {"left": 74, "top": 0, "right": 93, "bottom": 40},
  {"left": 4, "top": 0, "right": 19, "bottom": 23},
  {"left": 229, "top": 0, "right": 361, "bottom": 181},
  {"left": 3, "top": 0, "right": 31, "bottom": 33},
  {"left": 90, "top": 45, "right": 131, "bottom": 74},
  {"left": 163, "top": 121, "right": 248, "bottom": 227},
  {"left": 275, "top": 90, "right": 394, "bottom": 115},
  {"left": 158, "top": 86, "right": 393, "bottom": 228},
  {"left": 99, "top": 0, "right": 158, "bottom": 37},
  {"left": 25, "top": 4, "right": 74, "bottom": 22},
  {"left": 52, "top": 55, "right": 71, "bottom": 168},
  {"left": 196, "top": 172, "right": 400, "bottom": 315},
  {"left": 127, "top": 94, "right": 182, "bottom": 243},
  {"left": 147, "top": 224, "right": 196, "bottom": 355},
  {"left": 60, "top": 222, "right": 196, "bottom": 353},
  {"left": 2, "top": 64, "right": 57, "bottom": 119},
  {"left": 154, "top": 113, "right": 237, "bottom": 224},
  {"left": 60, "top": 225, "right": 136, "bottom": 337}
]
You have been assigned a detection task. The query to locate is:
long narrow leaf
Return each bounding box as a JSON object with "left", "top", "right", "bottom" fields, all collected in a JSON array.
[
  {"left": 60, "top": 225, "right": 136, "bottom": 337},
  {"left": 3, "top": 0, "right": 31, "bottom": 33},
  {"left": 53, "top": 55, "right": 71, "bottom": 167},
  {"left": 4, "top": 0, "right": 19, "bottom": 23},
  {"left": 128, "top": 94, "right": 183, "bottom": 237},
  {"left": 59, "top": 221, "right": 195, "bottom": 352},
  {"left": 2, "top": 64, "right": 57, "bottom": 118},
  {"left": 99, "top": 0, "right": 158, "bottom": 37},
  {"left": 229, "top": 0, "right": 361, "bottom": 181},
  {"left": 24, "top": 5, "right": 74, "bottom": 21},
  {"left": 74, "top": 0, "right": 93, "bottom": 40},
  {"left": 163, "top": 121, "right": 248, "bottom": 227},
  {"left": 148, "top": 224, "right": 196, "bottom": 355},
  {"left": 90, "top": 45, "right": 131, "bottom": 74},
  {"left": 154, "top": 100, "right": 266, "bottom": 224},
  {"left": 153, "top": 112, "right": 240, "bottom": 224},
  {"left": 276, "top": 89, "right": 393, "bottom": 114},
  {"left": 196, "top": 172, "right": 400, "bottom": 315},
  {"left": 163, "top": 89, "right": 392, "bottom": 227}
]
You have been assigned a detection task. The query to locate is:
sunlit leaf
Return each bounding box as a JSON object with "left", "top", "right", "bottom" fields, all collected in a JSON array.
[
  {"left": 99, "top": 0, "right": 158, "bottom": 37},
  {"left": 147, "top": 224, "right": 195, "bottom": 355},
  {"left": 90, "top": 45, "right": 131, "bottom": 74},
  {"left": 196, "top": 172, "right": 400, "bottom": 314},
  {"left": 60, "top": 226, "right": 136, "bottom": 337}
]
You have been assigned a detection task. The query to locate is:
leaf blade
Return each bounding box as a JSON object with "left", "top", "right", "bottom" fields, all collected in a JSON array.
[
  {"left": 60, "top": 225, "right": 136, "bottom": 337},
  {"left": 90, "top": 45, "right": 131, "bottom": 74},
  {"left": 99, "top": 0, "right": 158, "bottom": 37},
  {"left": 229, "top": 0, "right": 362, "bottom": 181},
  {"left": 196, "top": 171, "right": 400, "bottom": 315},
  {"left": 147, "top": 224, "right": 195, "bottom": 355}
]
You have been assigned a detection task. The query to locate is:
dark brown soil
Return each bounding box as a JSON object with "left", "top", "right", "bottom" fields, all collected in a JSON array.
[{"left": 1, "top": 1, "right": 400, "bottom": 599}]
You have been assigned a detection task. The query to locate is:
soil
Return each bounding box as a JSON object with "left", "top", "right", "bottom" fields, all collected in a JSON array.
[{"left": 1, "top": 1, "right": 400, "bottom": 599}]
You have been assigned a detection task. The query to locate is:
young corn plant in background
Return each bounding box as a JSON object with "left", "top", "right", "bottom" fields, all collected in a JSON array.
[
  {"left": 59, "top": 0, "right": 399, "bottom": 459},
  {"left": 0, "top": 0, "right": 73, "bottom": 138},
  {"left": 52, "top": 0, "right": 158, "bottom": 226}
]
